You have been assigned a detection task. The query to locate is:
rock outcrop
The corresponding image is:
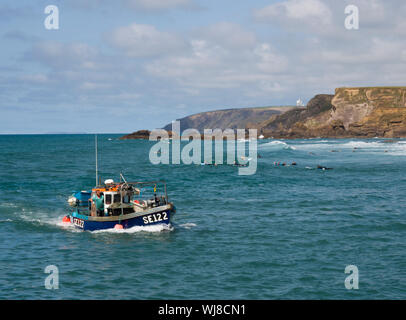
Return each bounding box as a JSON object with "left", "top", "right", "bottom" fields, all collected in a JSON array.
[
  {"left": 262, "top": 87, "right": 406, "bottom": 138},
  {"left": 260, "top": 94, "right": 334, "bottom": 138},
  {"left": 120, "top": 130, "right": 151, "bottom": 140},
  {"left": 120, "top": 130, "right": 174, "bottom": 140}
]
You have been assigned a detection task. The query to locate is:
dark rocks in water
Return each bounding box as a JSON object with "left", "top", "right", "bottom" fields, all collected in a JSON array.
[
  {"left": 272, "top": 161, "right": 297, "bottom": 166},
  {"left": 120, "top": 130, "right": 151, "bottom": 140},
  {"left": 120, "top": 130, "right": 174, "bottom": 140},
  {"left": 317, "top": 165, "right": 333, "bottom": 170}
]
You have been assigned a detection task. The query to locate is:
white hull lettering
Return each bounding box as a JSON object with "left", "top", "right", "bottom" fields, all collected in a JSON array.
[
  {"left": 73, "top": 218, "right": 84, "bottom": 228},
  {"left": 143, "top": 212, "right": 168, "bottom": 224}
]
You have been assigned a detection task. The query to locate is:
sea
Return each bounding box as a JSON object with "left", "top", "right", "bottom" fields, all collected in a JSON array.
[{"left": 0, "top": 134, "right": 405, "bottom": 299}]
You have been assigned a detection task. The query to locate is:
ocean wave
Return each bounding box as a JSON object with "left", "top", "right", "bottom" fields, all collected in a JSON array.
[
  {"left": 259, "top": 140, "right": 296, "bottom": 151},
  {"left": 341, "top": 141, "right": 383, "bottom": 149},
  {"left": 179, "top": 223, "right": 197, "bottom": 229},
  {"left": 289, "top": 139, "right": 406, "bottom": 155},
  {"left": 343, "top": 141, "right": 406, "bottom": 156},
  {"left": 0, "top": 202, "right": 19, "bottom": 208}
]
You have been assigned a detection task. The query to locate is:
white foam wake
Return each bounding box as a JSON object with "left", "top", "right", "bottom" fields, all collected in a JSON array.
[{"left": 91, "top": 223, "right": 174, "bottom": 234}]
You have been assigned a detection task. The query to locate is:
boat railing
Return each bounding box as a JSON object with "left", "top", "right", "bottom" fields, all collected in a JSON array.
[{"left": 120, "top": 180, "right": 168, "bottom": 203}]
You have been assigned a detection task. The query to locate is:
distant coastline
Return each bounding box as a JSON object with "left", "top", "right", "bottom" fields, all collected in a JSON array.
[{"left": 121, "top": 86, "right": 406, "bottom": 140}]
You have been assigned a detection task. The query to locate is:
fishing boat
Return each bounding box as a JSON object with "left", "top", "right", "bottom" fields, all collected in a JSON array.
[{"left": 63, "top": 136, "right": 175, "bottom": 231}]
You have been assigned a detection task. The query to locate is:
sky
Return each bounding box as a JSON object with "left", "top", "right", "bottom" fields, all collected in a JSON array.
[{"left": 1, "top": 0, "right": 405, "bottom": 134}]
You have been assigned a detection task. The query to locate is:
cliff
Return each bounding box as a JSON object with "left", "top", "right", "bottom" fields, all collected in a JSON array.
[{"left": 262, "top": 87, "right": 406, "bottom": 138}]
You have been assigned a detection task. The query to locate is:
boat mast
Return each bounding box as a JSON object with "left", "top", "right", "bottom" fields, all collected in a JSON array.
[{"left": 95, "top": 134, "right": 98, "bottom": 186}]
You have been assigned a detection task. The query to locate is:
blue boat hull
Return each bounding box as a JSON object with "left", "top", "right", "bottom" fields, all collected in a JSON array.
[{"left": 70, "top": 207, "right": 174, "bottom": 231}]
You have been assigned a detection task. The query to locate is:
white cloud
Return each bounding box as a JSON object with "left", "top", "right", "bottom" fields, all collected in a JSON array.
[
  {"left": 68, "top": 0, "right": 195, "bottom": 11},
  {"left": 19, "top": 73, "right": 49, "bottom": 84},
  {"left": 317, "top": 37, "right": 406, "bottom": 65},
  {"left": 145, "top": 23, "right": 288, "bottom": 93},
  {"left": 107, "top": 23, "right": 185, "bottom": 57},
  {"left": 254, "top": 43, "right": 288, "bottom": 73},
  {"left": 254, "top": 0, "right": 333, "bottom": 28},
  {"left": 125, "top": 0, "right": 193, "bottom": 10},
  {"left": 350, "top": 0, "right": 387, "bottom": 27},
  {"left": 196, "top": 22, "right": 256, "bottom": 49},
  {"left": 30, "top": 42, "right": 99, "bottom": 69}
]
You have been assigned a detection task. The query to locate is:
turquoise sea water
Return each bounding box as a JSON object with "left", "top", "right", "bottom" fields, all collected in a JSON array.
[{"left": 0, "top": 134, "right": 405, "bottom": 299}]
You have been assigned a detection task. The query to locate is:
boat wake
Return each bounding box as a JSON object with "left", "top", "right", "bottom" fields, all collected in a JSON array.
[
  {"left": 91, "top": 223, "right": 174, "bottom": 234},
  {"left": 56, "top": 219, "right": 82, "bottom": 232}
]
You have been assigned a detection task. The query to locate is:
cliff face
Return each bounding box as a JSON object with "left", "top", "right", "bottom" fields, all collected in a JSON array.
[
  {"left": 162, "top": 106, "right": 296, "bottom": 132},
  {"left": 262, "top": 87, "right": 406, "bottom": 138},
  {"left": 261, "top": 94, "right": 334, "bottom": 137},
  {"left": 329, "top": 87, "right": 406, "bottom": 137}
]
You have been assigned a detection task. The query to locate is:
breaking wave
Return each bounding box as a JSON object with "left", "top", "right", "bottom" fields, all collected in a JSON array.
[
  {"left": 259, "top": 140, "right": 296, "bottom": 151},
  {"left": 179, "top": 223, "right": 197, "bottom": 229},
  {"left": 289, "top": 139, "right": 406, "bottom": 155}
]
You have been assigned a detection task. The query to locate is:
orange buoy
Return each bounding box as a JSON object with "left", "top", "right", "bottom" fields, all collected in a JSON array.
[
  {"left": 114, "top": 224, "right": 123, "bottom": 230},
  {"left": 62, "top": 216, "right": 70, "bottom": 223}
]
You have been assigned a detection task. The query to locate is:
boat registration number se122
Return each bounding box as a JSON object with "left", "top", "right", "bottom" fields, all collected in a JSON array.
[
  {"left": 73, "top": 218, "right": 84, "bottom": 228},
  {"left": 143, "top": 212, "right": 168, "bottom": 224}
]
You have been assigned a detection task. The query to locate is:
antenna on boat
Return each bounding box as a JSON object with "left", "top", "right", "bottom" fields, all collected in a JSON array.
[
  {"left": 95, "top": 134, "right": 98, "bottom": 186},
  {"left": 120, "top": 173, "right": 127, "bottom": 184}
]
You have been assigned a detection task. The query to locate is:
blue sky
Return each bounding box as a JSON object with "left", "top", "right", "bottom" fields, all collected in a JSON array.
[{"left": 1, "top": 0, "right": 405, "bottom": 133}]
